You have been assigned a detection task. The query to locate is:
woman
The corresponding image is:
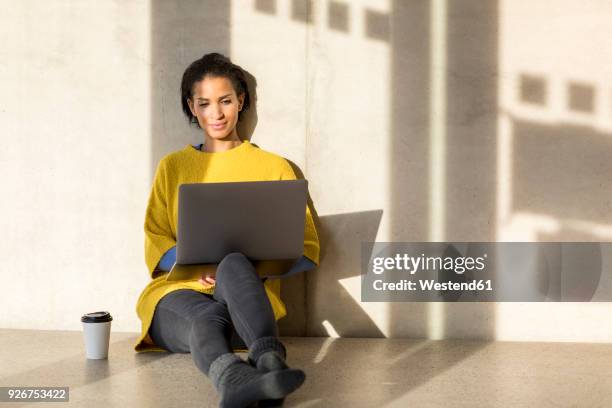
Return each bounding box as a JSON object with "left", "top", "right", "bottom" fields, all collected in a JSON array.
[{"left": 134, "top": 53, "right": 320, "bottom": 408}]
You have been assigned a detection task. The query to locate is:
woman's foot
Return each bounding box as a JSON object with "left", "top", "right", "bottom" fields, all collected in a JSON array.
[
  {"left": 247, "top": 337, "right": 305, "bottom": 407},
  {"left": 209, "top": 353, "right": 305, "bottom": 408},
  {"left": 255, "top": 350, "right": 289, "bottom": 371}
]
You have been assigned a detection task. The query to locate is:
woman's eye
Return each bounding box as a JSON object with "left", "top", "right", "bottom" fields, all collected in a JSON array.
[
  {"left": 222, "top": 100, "right": 231, "bottom": 104},
  {"left": 199, "top": 104, "right": 208, "bottom": 107}
]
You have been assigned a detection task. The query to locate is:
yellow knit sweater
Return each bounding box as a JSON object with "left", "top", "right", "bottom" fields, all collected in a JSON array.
[{"left": 134, "top": 140, "right": 320, "bottom": 352}]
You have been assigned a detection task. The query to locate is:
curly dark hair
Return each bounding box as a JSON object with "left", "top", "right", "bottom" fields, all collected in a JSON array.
[{"left": 180, "top": 53, "right": 251, "bottom": 127}]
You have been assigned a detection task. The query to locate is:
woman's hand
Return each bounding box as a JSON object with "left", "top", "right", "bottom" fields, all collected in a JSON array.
[{"left": 198, "top": 274, "right": 216, "bottom": 288}]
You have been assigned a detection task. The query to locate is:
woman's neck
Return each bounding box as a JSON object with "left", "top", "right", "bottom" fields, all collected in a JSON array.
[{"left": 202, "top": 133, "right": 242, "bottom": 153}]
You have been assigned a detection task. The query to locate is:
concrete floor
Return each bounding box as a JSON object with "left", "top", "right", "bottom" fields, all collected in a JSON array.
[{"left": 1, "top": 329, "right": 612, "bottom": 407}]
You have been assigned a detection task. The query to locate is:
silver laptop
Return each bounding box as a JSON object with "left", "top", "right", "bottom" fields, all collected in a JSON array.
[{"left": 166, "top": 180, "right": 307, "bottom": 281}]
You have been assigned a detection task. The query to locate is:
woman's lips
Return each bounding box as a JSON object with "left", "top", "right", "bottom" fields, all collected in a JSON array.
[{"left": 210, "top": 123, "right": 226, "bottom": 130}]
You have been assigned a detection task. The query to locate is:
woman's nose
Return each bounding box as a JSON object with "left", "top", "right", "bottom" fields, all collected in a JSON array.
[{"left": 208, "top": 103, "right": 224, "bottom": 119}]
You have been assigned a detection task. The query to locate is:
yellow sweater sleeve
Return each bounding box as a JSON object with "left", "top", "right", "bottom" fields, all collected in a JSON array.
[
  {"left": 280, "top": 160, "right": 320, "bottom": 265},
  {"left": 144, "top": 159, "right": 176, "bottom": 278}
]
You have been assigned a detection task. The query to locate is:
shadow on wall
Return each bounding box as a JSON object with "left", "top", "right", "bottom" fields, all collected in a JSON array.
[
  {"left": 514, "top": 74, "right": 612, "bottom": 235},
  {"left": 387, "top": 0, "right": 499, "bottom": 340},
  {"left": 512, "top": 119, "right": 612, "bottom": 227},
  {"left": 150, "top": 0, "right": 231, "bottom": 175},
  {"left": 307, "top": 210, "right": 385, "bottom": 337},
  {"left": 441, "top": 0, "right": 499, "bottom": 340},
  {"left": 503, "top": 72, "right": 612, "bottom": 244}
]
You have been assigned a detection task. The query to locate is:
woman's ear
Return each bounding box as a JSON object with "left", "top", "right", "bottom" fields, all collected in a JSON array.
[
  {"left": 238, "top": 94, "right": 245, "bottom": 111},
  {"left": 187, "top": 98, "right": 197, "bottom": 117}
]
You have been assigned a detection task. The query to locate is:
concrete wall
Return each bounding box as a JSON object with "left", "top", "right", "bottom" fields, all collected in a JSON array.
[
  {"left": 2, "top": 0, "right": 612, "bottom": 343},
  {"left": 1, "top": 0, "right": 153, "bottom": 331}
]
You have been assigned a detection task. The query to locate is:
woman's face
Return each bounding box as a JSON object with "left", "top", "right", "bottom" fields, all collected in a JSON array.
[{"left": 188, "top": 75, "right": 244, "bottom": 140}]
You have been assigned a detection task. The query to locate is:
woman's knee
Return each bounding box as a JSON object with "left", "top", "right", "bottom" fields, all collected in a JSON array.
[
  {"left": 216, "top": 252, "right": 256, "bottom": 283},
  {"left": 190, "top": 303, "right": 232, "bottom": 337},
  {"left": 220, "top": 252, "right": 250, "bottom": 267}
]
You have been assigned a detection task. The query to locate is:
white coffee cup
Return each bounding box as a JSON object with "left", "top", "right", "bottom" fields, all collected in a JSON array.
[{"left": 81, "top": 311, "right": 113, "bottom": 359}]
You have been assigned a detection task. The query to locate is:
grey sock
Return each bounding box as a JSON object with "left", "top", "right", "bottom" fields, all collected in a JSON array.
[
  {"left": 256, "top": 351, "right": 289, "bottom": 372},
  {"left": 209, "top": 353, "right": 305, "bottom": 408},
  {"left": 247, "top": 338, "right": 299, "bottom": 407},
  {"left": 247, "top": 336, "right": 287, "bottom": 368}
]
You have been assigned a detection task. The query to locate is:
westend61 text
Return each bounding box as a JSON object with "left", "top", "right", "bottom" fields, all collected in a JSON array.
[{"left": 373, "top": 279, "right": 493, "bottom": 292}]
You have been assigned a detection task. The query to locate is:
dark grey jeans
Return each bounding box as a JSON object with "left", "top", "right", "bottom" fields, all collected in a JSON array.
[{"left": 149, "top": 252, "right": 279, "bottom": 376}]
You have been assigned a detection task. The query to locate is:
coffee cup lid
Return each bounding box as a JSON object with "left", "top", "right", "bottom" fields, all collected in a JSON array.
[{"left": 81, "top": 311, "right": 113, "bottom": 323}]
